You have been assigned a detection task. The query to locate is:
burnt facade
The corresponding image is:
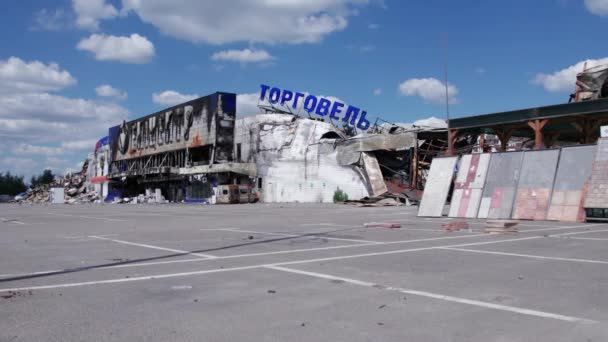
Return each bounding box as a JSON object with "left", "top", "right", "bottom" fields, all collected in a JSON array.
[{"left": 107, "top": 92, "right": 237, "bottom": 202}]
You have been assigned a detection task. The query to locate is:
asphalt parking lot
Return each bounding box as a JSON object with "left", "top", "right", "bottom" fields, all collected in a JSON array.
[{"left": 1, "top": 203, "right": 608, "bottom": 341}]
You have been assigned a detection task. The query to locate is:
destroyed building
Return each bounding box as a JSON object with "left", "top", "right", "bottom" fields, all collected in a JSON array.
[{"left": 100, "top": 91, "right": 444, "bottom": 204}]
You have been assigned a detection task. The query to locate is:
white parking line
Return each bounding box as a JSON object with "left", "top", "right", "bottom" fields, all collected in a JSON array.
[
  {"left": 89, "top": 236, "right": 218, "bottom": 259},
  {"left": 44, "top": 212, "right": 131, "bottom": 222},
  {"left": 0, "top": 270, "right": 63, "bottom": 278},
  {"left": 0, "top": 235, "right": 541, "bottom": 291},
  {"left": 0, "top": 264, "right": 263, "bottom": 292},
  {"left": 64, "top": 234, "right": 119, "bottom": 239},
  {"left": 551, "top": 229, "right": 608, "bottom": 237},
  {"left": 221, "top": 228, "right": 380, "bottom": 244},
  {"left": 265, "top": 265, "right": 596, "bottom": 324},
  {"left": 271, "top": 236, "right": 542, "bottom": 267},
  {"left": 1, "top": 218, "right": 26, "bottom": 225},
  {"left": 568, "top": 237, "right": 608, "bottom": 241},
  {"left": 522, "top": 224, "right": 605, "bottom": 233},
  {"left": 440, "top": 247, "right": 608, "bottom": 265}
]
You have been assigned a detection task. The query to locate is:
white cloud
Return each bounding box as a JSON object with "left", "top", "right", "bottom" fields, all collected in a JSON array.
[
  {"left": 72, "top": 0, "right": 118, "bottom": 30},
  {"left": 211, "top": 49, "right": 275, "bottom": 64},
  {"left": 368, "top": 23, "right": 379, "bottom": 29},
  {"left": 532, "top": 57, "right": 608, "bottom": 92},
  {"left": 61, "top": 139, "right": 98, "bottom": 150},
  {"left": 585, "top": 0, "right": 608, "bottom": 16},
  {"left": 413, "top": 117, "right": 447, "bottom": 128},
  {"left": 13, "top": 143, "right": 64, "bottom": 156},
  {"left": 32, "top": 8, "right": 70, "bottom": 31},
  {"left": 152, "top": 90, "right": 199, "bottom": 106},
  {"left": 96, "top": 84, "right": 127, "bottom": 99},
  {"left": 0, "top": 157, "right": 38, "bottom": 177},
  {"left": 0, "top": 57, "right": 76, "bottom": 94},
  {"left": 237, "top": 93, "right": 262, "bottom": 116},
  {"left": 120, "top": 0, "right": 368, "bottom": 44},
  {"left": 398, "top": 78, "right": 458, "bottom": 104},
  {"left": 373, "top": 88, "right": 382, "bottom": 96},
  {"left": 475, "top": 67, "right": 486, "bottom": 75},
  {"left": 0, "top": 56, "right": 127, "bottom": 178},
  {"left": 0, "top": 92, "right": 127, "bottom": 123},
  {"left": 388, "top": 117, "right": 448, "bottom": 130},
  {"left": 77, "top": 33, "right": 155, "bottom": 64}
]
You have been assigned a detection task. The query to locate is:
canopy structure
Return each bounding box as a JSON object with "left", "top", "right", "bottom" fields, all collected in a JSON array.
[{"left": 446, "top": 98, "right": 608, "bottom": 154}]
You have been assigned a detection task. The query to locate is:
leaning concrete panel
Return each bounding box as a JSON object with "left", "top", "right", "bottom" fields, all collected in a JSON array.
[
  {"left": 418, "top": 156, "right": 458, "bottom": 217},
  {"left": 478, "top": 152, "right": 524, "bottom": 219},
  {"left": 548, "top": 145, "right": 595, "bottom": 221},
  {"left": 512, "top": 150, "right": 560, "bottom": 220},
  {"left": 584, "top": 138, "right": 608, "bottom": 209},
  {"left": 361, "top": 152, "right": 388, "bottom": 196},
  {"left": 448, "top": 153, "right": 490, "bottom": 218}
]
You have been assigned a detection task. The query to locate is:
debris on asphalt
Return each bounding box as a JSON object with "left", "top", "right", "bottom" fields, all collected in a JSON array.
[
  {"left": 442, "top": 221, "right": 469, "bottom": 232},
  {"left": 364, "top": 222, "right": 401, "bottom": 228},
  {"left": 248, "top": 235, "right": 254, "bottom": 240},
  {"left": 378, "top": 304, "right": 387, "bottom": 309},
  {"left": 485, "top": 220, "right": 519, "bottom": 234},
  {"left": 1, "top": 290, "right": 32, "bottom": 300},
  {"left": 267, "top": 290, "right": 276, "bottom": 294}
]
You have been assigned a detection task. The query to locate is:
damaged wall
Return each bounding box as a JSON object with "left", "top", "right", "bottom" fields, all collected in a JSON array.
[
  {"left": 235, "top": 114, "right": 372, "bottom": 202},
  {"left": 109, "top": 92, "right": 236, "bottom": 167}
]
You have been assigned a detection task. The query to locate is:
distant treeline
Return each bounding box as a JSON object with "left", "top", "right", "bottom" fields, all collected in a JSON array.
[
  {"left": 0, "top": 172, "right": 27, "bottom": 196},
  {"left": 0, "top": 169, "right": 56, "bottom": 196}
]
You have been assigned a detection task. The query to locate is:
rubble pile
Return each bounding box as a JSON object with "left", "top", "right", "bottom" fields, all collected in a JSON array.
[
  {"left": 15, "top": 161, "right": 101, "bottom": 204},
  {"left": 112, "top": 193, "right": 168, "bottom": 204}
]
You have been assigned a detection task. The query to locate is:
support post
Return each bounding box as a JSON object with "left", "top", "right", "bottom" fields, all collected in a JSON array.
[
  {"left": 571, "top": 119, "right": 602, "bottom": 144},
  {"left": 446, "top": 129, "right": 459, "bottom": 156},
  {"left": 410, "top": 132, "right": 419, "bottom": 189},
  {"left": 492, "top": 127, "right": 515, "bottom": 152},
  {"left": 527, "top": 119, "right": 548, "bottom": 150}
]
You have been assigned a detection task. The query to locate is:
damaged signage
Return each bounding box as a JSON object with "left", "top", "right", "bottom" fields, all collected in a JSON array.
[{"left": 259, "top": 84, "right": 371, "bottom": 130}]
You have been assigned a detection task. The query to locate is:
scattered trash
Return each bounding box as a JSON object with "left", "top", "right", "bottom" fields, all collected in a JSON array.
[
  {"left": 442, "top": 221, "right": 469, "bottom": 232},
  {"left": 267, "top": 290, "right": 276, "bottom": 294},
  {"left": 378, "top": 304, "right": 387, "bottom": 309},
  {"left": 345, "top": 194, "right": 406, "bottom": 207},
  {"left": 485, "top": 220, "right": 519, "bottom": 234},
  {"left": 0, "top": 290, "right": 31, "bottom": 300},
  {"left": 364, "top": 222, "right": 401, "bottom": 228}
]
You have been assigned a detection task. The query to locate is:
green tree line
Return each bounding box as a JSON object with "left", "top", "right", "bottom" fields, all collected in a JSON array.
[
  {"left": 0, "top": 172, "right": 27, "bottom": 196},
  {"left": 0, "top": 169, "right": 56, "bottom": 196}
]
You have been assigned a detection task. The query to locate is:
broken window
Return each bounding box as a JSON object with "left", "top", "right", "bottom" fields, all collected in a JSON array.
[{"left": 190, "top": 145, "right": 212, "bottom": 165}]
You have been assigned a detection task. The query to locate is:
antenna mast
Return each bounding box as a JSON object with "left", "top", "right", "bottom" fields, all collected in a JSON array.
[{"left": 442, "top": 33, "right": 450, "bottom": 122}]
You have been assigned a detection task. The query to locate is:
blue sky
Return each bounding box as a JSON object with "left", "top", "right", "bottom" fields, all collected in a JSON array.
[{"left": 1, "top": 0, "right": 608, "bottom": 179}]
